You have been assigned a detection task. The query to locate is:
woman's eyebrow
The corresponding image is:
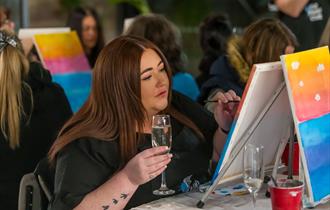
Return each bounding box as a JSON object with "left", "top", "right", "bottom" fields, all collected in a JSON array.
[
  {"left": 141, "top": 60, "right": 163, "bottom": 75},
  {"left": 141, "top": 67, "right": 153, "bottom": 75}
]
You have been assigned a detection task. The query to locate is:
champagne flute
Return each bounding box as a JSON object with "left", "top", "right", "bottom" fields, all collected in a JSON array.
[
  {"left": 151, "top": 114, "right": 175, "bottom": 196},
  {"left": 243, "top": 144, "right": 264, "bottom": 208}
]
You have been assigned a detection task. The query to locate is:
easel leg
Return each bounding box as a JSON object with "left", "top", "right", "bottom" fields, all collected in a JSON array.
[{"left": 287, "top": 122, "right": 295, "bottom": 179}]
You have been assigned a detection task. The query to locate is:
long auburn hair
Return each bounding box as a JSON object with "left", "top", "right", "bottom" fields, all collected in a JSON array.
[
  {"left": 0, "top": 30, "right": 31, "bottom": 149},
  {"left": 49, "top": 35, "right": 203, "bottom": 167}
]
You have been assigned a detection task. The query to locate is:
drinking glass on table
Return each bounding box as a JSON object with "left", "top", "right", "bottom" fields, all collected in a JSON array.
[
  {"left": 243, "top": 144, "right": 264, "bottom": 208},
  {"left": 151, "top": 114, "right": 175, "bottom": 195}
]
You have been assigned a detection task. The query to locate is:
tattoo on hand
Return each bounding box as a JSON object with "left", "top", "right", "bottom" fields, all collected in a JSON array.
[
  {"left": 120, "top": 193, "right": 129, "bottom": 199},
  {"left": 112, "top": 199, "right": 118, "bottom": 205},
  {"left": 102, "top": 205, "right": 109, "bottom": 210}
]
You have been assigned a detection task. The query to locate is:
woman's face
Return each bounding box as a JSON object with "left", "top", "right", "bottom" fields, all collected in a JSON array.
[
  {"left": 140, "top": 48, "right": 169, "bottom": 117},
  {"left": 82, "top": 15, "right": 98, "bottom": 51}
]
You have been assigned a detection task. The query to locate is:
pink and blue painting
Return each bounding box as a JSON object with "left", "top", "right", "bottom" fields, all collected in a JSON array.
[
  {"left": 281, "top": 46, "right": 330, "bottom": 205},
  {"left": 33, "top": 31, "right": 91, "bottom": 112}
]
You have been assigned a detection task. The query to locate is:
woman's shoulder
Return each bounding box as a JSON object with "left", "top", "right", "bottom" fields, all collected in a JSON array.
[
  {"left": 59, "top": 137, "right": 120, "bottom": 168},
  {"left": 27, "top": 62, "right": 53, "bottom": 86},
  {"left": 26, "top": 62, "right": 72, "bottom": 114},
  {"left": 67, "top": 137, "right": 119, "bottom": 152}
]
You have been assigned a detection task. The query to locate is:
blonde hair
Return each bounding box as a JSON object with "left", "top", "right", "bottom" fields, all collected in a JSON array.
[{"left": 0, "top": 30, "right": 31, "bottom": 149}]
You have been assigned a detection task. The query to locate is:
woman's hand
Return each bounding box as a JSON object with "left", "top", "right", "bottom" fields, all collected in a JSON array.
[
  {"left": 213, "top": 90, "right": 240, "bottom": 131},
  {"left": 122, "top": 146, "right": 172, "bottom": 186}
]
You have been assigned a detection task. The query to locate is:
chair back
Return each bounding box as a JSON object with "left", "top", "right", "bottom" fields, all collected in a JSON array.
[{"left": 18, "top": 158, "right": 54, "bottom": 210}]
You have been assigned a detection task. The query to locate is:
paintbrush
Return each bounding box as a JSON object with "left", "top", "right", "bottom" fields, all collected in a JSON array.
[{"left": 204, "top": 99, "right": 240, "bottom": 104}]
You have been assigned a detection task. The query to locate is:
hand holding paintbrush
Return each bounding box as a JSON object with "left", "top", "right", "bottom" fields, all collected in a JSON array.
[{"left": 211, "top": 90, "right": 241, "bottom": 134}]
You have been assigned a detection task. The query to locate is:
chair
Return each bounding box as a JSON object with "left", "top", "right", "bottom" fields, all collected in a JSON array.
[{"left": 18, "top": 158, "right": 54, "bottom": 210}]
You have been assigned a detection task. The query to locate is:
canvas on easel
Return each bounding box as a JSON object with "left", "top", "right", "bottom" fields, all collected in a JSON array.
[
  {"left": 197, "top": 61, "right": 292, "bottom": 208},
  {"left": 212, "top": 61, "right": 291, "bottom": 184},
  {"left": 281, "top": 46, "right": 330, "bottom": 207},
  {"left": 33, "top": 31, "right": 92, "bottom": 112},
  {"left": 18, "top": 27, "right": 70, "bottom": 56}
]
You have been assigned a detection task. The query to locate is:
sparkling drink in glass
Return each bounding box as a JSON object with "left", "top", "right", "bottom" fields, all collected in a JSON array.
[{"left": 151, "top": 114, "right": 175, "bottom": 195}]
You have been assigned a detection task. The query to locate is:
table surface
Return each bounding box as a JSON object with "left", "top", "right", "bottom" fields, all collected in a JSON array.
[{"left": 132, "top": 185, "right": 330, "bottom": 210}]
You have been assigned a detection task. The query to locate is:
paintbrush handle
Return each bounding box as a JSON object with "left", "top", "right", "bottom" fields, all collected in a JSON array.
[{"left": 204, "top": 100, "right": 240, "bottom": 104}]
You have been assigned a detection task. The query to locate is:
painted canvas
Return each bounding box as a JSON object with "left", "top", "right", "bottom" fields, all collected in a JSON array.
[
  {"left": 18, "top": 27, "right": 70, "bottom": 57},
  {"left": 33, "top": 31, "right": 91, "bottom": 112},
  {"left": 281, "top": 46, "right": 330, "bottom": 206},
  {"left": 34, "top": 31, "right": 90, "bottom": 74},
  {"left": 212, "top": 62, "right": 292, "bottom": 184}
]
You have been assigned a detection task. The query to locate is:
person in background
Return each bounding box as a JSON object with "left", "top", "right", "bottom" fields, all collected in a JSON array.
[
  {"left": 319, "top": 17, "right": 330, "bottom": 47},
  {"left": 48, "top": 35, "right": 240, "bottom": 210},
  {"left": 67, "top": 7, "right": 105, "bottom": 68},
  {"left": 199, "top": 18, "right": 297, "bottom": 112},
  {"left": 0, "top": 6, "right": 15, "bottom": 32},
  {"left": 197, "top": 13, "right": 233, "bottom": 89},
  {"left": 0, "top": 30, "right": 72, "bottom": 210},
  {"left": 124, "top": 14, "right": 200, "bottom": 101},
  {"left": 272, "top": 0, "right": 329, "bottom": 51}
]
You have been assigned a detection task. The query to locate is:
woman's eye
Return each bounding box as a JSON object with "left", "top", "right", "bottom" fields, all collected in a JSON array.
[
  {"left": 142, "top": 75, "right": 152, "bottom": 81},
  {"left": 160, "top": 68, "right": 166, "bottom": 72}
]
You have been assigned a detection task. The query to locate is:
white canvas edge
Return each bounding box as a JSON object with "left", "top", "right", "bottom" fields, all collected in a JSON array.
[{"left": 18, "top": 27, "right": 71, "bottom": 39}]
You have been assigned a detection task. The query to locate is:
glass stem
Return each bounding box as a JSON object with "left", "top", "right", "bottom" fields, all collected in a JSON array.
[
  {"left": 252, "top": 191, "right": 257, "bottom": 208},
  {"left": 160, "top": 171, "right": 167, "bottom": 189}
]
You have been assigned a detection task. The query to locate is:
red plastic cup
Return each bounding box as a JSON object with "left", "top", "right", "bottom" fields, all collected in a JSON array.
[{"left": 269, "top": 179, "right": 304, "bottom": 210}]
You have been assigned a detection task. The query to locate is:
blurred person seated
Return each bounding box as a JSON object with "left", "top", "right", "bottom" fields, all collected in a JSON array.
[
  {"left": 0, "top": 30, "right": 73, "bottom": 210},
  {"left": 271, "top": 0, "right": 329, "bottom": 51},
  {"left": 199, "top": 18, "right": 297, "bottom": 112},
  {"left": 124, "top": 14, "right": 200, "bottom": 101},
  {"left": 197, "top": 13, "right": 233, "bottom": 89},
  {"left": 48, "top": 35, "right": 240, "bottom": 210},
  {"left": 0, "top": 6, "right": 15, "bottom": 32},
  {"left": 67, "top": 7, "right": 105, "bottom": 68}
]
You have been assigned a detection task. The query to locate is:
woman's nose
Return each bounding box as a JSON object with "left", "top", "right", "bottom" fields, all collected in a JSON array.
[{"left": 155, "top": 72, "right": 166, "bottom": 86}]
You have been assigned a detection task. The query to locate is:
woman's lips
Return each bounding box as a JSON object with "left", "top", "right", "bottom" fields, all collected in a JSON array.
[{"left": 156, "top": 90, "right": 167, "bottom": 97}]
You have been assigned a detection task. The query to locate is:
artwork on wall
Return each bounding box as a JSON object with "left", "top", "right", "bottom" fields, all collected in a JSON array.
[
  {"left": 281, "top": 46, "right": 330, "bottom": 206},
  {"left": 33, "top": 31, "right": 92, "bottom": 112}
]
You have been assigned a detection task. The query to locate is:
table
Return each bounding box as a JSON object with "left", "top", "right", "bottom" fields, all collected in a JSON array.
[{"left": 132, "top": 185, "right": 330, "bottom": 210}]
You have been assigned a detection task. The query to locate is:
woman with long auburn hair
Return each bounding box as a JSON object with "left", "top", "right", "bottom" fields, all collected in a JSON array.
[{"left": 49, "top": 35, "right": 240, "bottom": 210}]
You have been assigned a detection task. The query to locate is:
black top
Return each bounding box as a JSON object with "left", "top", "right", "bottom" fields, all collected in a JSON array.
[
  {"left": 278, "top": 0, "right": 329, "bottom": 51},
  {"left": 0, "top": 62, "right": 73, "bottom": 210},
  {"left": 50, "top": 91, "right": 218, "bottom": 210},
  {"left": 198, "top": 56, "right": 245, "bottom": 103}
]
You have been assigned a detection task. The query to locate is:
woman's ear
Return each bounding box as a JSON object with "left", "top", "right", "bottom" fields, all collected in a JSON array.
[{"left": 284, "top": 45, "right": 295, "bottom": 54}]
